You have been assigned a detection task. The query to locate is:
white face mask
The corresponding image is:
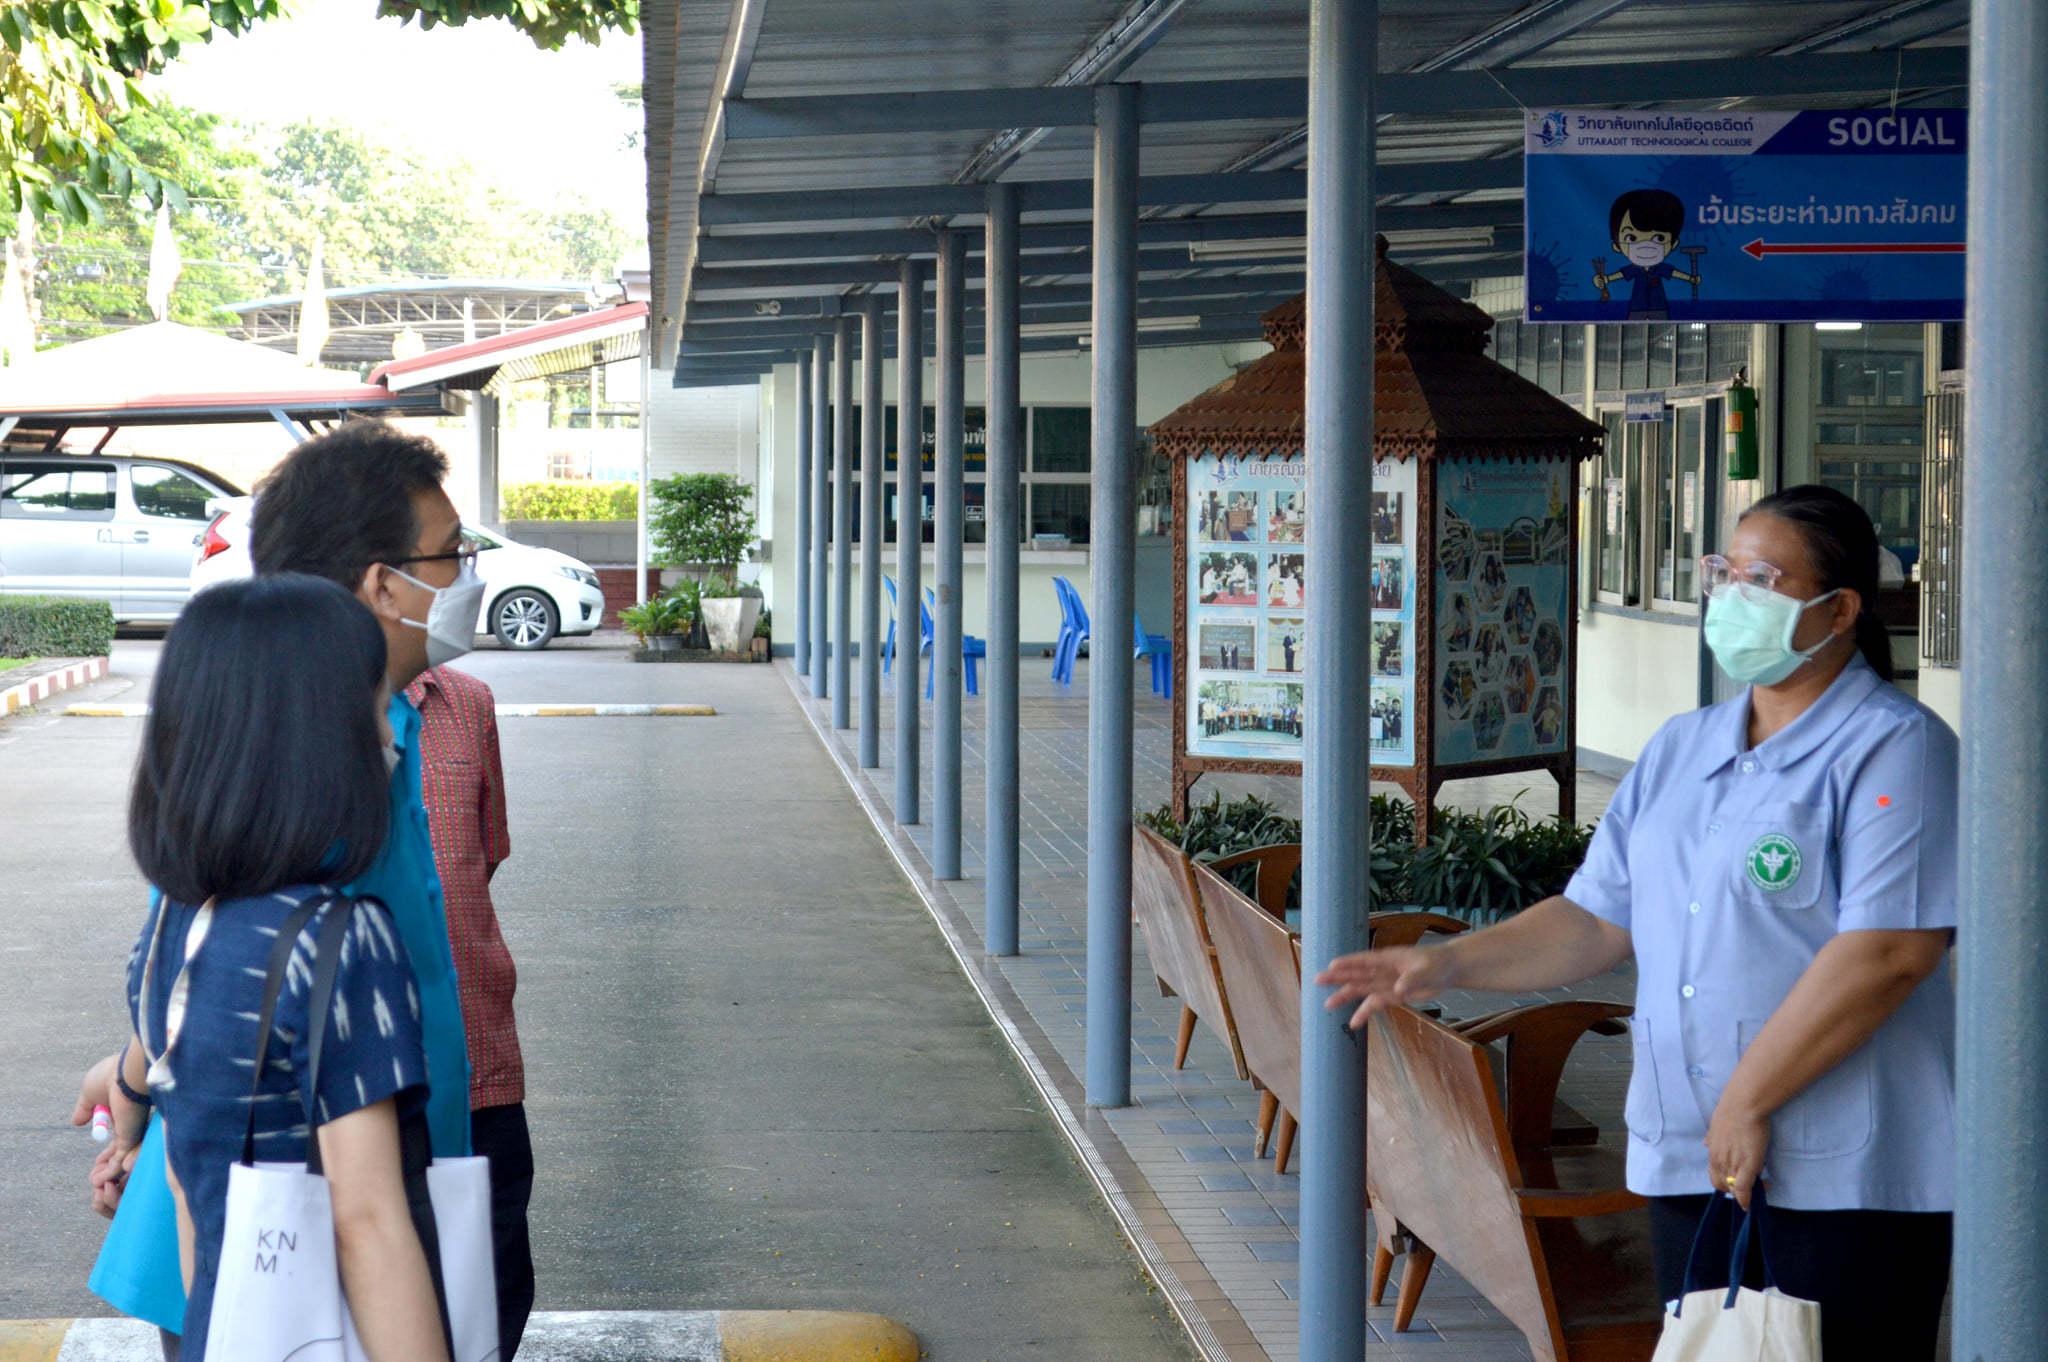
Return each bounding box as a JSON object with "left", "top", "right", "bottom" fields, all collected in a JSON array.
[
  {"left": 389, "top": 562, "right": 486, "bottom": 667},
  {"left": 1627, "top": 239, "right": 1669, "bottom": 267}
]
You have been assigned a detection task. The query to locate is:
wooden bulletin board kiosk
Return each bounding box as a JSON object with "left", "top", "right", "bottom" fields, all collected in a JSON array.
[{"left": 1149, "top": 239, "right": 1606, "bottom": 838}]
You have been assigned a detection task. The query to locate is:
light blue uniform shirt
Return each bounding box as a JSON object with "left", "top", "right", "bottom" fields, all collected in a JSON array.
[
  {"left": 1565, "top": 655, "right": 1957, "bottom": 1212},
  {"left": 91, "top": 691, "right": 470, "bottom": 1330}
]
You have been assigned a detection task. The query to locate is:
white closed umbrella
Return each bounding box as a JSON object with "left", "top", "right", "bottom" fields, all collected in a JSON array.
[{"left": 295, "top": 237, "right": 329, "bottom": 366}]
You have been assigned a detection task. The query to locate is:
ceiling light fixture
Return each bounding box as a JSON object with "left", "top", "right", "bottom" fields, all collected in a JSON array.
[
  {"left": 1187, "top": 238, "right": 1307, "bottom": 262},
  {"left": 1019, "top": 314, "right": 1203, "bottom": 341}
]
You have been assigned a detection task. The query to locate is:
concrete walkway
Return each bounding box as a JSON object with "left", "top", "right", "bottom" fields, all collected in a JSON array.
[
  {"left": 777, "top": 652, "right": 1631, "bottom": 1362},
  {"left": 0, "top": 638, "right": 1197, "bottom": 1361}
]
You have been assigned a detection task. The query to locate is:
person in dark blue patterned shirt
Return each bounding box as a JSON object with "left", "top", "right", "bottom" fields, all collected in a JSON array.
[{"left": 110, "top": 576, "right": 450, "bottom": 1362}]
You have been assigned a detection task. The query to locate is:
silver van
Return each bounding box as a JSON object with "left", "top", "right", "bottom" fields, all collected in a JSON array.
[{"left": 0, "top": 454, "right": 243, "bottom": 621}]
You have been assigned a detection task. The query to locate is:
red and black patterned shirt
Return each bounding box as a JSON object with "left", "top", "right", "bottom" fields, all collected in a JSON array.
[{"left": 404, "top": 664, "right": 524, "bottom": 1110}]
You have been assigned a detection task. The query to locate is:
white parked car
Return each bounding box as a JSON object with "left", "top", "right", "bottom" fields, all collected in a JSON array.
[{"left": 190, "top": 497, "right": 607, "bottom": 650}]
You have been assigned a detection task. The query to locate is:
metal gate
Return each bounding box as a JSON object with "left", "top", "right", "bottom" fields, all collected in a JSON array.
[{"left": 1922, "top": 386, "right": 1964, "bottom": 668}]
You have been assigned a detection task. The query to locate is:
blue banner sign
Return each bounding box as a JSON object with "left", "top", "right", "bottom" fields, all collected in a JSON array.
[
  {"left": 1524, "top": 110, "right": 1966, "bottom": 324},
  {"left": 1624, "top": 390, "right": 1667, "bottom": 423}
]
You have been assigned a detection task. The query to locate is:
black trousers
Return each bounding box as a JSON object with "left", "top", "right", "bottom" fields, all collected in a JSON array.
[
  {"left": 471, "top": 1103, "right": 536, "bottom": 1362},
  {"left": 1648, "top": 1195, "right": 1950, "bottom": 1362}
]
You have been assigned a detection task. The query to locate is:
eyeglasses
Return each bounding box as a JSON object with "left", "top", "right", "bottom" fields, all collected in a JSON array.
[
  {"left": 1698, "top": 554, "right": 1792, "bottom": 598},
  {"left": 392, "top": 542, "right": 486, "bottom": 568}
]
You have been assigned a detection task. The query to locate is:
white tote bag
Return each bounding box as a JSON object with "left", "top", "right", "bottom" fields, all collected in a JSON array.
[
  {"left": 1652, "top": 1193, "right": 1822, "bottom": 1362},
  {"left": 341, "top": 1155, "right": 500, "bottom": 1362}
]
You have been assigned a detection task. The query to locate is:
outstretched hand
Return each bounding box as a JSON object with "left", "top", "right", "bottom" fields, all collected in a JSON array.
[{"left": 1314, "top": 946, "right": 1457, "bottom": 1031}]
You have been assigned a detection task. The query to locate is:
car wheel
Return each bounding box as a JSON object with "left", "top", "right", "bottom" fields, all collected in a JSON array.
[{"left": 492, "top": 589, "right": 559, "bottom": 650}]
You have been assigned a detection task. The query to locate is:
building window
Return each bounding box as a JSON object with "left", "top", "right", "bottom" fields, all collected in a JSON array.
[
  {"left": 1560, "top": 325, "right": 1586, "bottom": 398},
  {"left": 1648, "top": 324, "right": 1677, "bottom": 389},
  {"left": 1592, "top": 411, "right": 1640, "bottom": 604},
  {"left": 1654, "top": 404, "right": 1707, "bottom": 609},
  {"left": 1708, "top": 325, "right": 1751, "bottom": 382},
  {"left": 1813, "top": 323, "right": 1927, "bottom": 565},
  {"left": 1621, "top": 324, "right": 1649, "bottom": 391},
  {"left": 1595, "top": 325, "right": 1622, "bottom": 391},
  {"left": 1677, "top": 324, "right": 1708, "bottom": 386}
]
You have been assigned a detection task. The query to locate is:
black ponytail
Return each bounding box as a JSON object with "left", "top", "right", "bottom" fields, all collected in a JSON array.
[{"left": 1741, "top": 484, "right": 1896, "bottom": 683}]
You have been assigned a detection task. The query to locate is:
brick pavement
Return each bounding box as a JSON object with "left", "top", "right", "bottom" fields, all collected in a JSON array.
[{"left": 779, "top": 654, "right": 1634, "bottom": 1361}]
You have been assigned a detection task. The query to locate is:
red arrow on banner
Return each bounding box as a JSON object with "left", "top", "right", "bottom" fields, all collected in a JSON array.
[{"left": 1741, "top": 238, "right": 1966, "bottom": 260}]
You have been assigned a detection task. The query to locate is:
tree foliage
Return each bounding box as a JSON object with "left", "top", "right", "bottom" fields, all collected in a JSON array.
[
  {"left": 29, "top": 105, "right": 638, "bottom": 340},
  {"left": 1, "top": 0, "right": 639, "bottom": 227},
  {"left": 649, "top": 474, "right": 756, "bottom": 575}
]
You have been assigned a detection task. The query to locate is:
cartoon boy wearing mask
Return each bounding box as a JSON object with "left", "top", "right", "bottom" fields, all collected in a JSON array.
[{"left": 1592, "top": 188, "right": 1699, "bottom": 320}]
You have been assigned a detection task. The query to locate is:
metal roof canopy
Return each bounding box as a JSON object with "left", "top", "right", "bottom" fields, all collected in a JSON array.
[
  {"left": 0, "top": 387, "right": 454, "bottom": 451},
  {"left": 369, "top": 302, "right": 651, "bottom": 397},
  {"left": 646, "top": 0, "right": 1970, "bottom": 386},
  {"left": 224, "top": 278, "right": 595, "bottom": 368}
]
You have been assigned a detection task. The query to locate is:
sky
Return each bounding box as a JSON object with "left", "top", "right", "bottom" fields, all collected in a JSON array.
[{"left": 150, "top": 0, "right": 647, "bottom": 237}]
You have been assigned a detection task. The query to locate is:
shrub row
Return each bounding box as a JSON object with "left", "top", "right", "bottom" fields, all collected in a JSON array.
[
  {"left": 500, "top": 481, "right": 638, "bottom": 522},
  {"left": 0, "top": 596, "right": 116, "bottom": 658}
]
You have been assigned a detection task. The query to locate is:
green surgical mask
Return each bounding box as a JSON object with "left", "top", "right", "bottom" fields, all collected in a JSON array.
[{"left": 1703, "top": 583, "right": 1840, "bottom": 687}]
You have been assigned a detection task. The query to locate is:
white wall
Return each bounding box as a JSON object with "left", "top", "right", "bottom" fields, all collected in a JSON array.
[{"left": 1575, "top": 609, "right": 1705, "bottom": 766}]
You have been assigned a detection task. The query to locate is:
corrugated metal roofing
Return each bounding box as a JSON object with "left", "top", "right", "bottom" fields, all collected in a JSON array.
[{"left": 645, "top": 0, "right": 1971, "bottom": 378}]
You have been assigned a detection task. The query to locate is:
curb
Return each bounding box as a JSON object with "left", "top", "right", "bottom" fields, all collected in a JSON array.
[
  {"left": 0, "top": 1311, "right": 917, "bottom": 1362},
  {"left": 0, "top": 657, "right": 108, "bottom": 717},
  {"left": 63, "top": 703, "right": 721, "bottom": 719}
]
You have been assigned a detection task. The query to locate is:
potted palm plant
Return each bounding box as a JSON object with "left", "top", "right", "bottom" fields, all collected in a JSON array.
[{"left": 620, "top": 596, "right": 691, "bottom": 659}]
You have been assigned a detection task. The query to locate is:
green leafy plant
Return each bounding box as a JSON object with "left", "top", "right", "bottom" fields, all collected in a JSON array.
[
  {"left": 500, "top": 481, "right": 637, "bottom": 521},
  {"left": 754, "top": 607, "right": 773, "bottom": 639},
  {"left": 617, "top": 595, "right": 687, "bottom": 640},
  {"left": 376, "top": 0, "right": 639, "bottom": 49},
  {"left": 0, "top": 596, "right": 114, "bottom": 657},
  {"left": 661, "top": 577, "right": 703, "bottom": 624},
  {"left": 649, "top": 473, "right": 755, "bottom": 577},
  {"left": 1134, "top": 789, "right": 1595, "bottom": 923}
]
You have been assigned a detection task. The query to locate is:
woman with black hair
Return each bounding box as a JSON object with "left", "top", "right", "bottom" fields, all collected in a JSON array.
[
  {"left": 108, "top": 575, "right": 450, "bottom": 1362},
  {"left": 1320, "top": 485, "right": 1956, "bottom": 1360}
]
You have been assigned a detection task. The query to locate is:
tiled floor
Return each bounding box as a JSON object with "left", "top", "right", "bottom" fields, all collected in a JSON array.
[{"left": 778, "top": 654, "right": 1633, "bottom": 1361}]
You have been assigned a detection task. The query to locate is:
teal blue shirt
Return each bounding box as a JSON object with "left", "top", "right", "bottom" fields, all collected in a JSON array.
[{"left": 90, "top": 691, "right": 471, "bottom": 1331}]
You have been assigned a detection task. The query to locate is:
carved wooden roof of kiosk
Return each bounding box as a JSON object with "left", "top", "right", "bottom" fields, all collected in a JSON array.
[{"left": 1148, "top": 238, "right": 1605, "bottom": 464}]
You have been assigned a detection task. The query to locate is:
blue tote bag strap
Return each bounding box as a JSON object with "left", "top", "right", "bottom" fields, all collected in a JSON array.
[{"left": 1671, "top": 1188, "right": 1784, "bottom": 1317}]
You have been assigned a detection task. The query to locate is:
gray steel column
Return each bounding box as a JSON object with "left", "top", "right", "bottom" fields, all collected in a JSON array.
[
  {"left": 832, "top": 316, "right": 853, "bottom": 727},
  {"left": 810, "top": 332, "right": 831, "bottom": 699},
  {"left": 795, "top": 350, "right": 813, "bottom": 678},
  {"left": 984, "top": 183, "right": 1022, "bottom": 955},
  {"left": 860, "top": 294, "right": 886, "bottom": 767},
  {"left": 1959, "top": 0, "right": 2048, "bottom": 1353},
  {"left": 1086, "top": 80, "right": 1138, "bottom": 1109},
  {"left": 934, "top": 230, "right": 967, "bottom": 879},
  {"left": 1299, "top": 0, "right": 1375, "bottom": 1356},
  {"left": 896, "top": 260, "right": 926, "bottom": 824}
]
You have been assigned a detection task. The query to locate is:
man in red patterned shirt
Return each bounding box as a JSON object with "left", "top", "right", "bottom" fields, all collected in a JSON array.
[{"left": 405, "top": 663, "right": 534, "bottom": 1359}]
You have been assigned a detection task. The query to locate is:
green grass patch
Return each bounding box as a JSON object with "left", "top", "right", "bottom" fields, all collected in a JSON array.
[{"left": 0, "top": 657, "right": 33, "bottom": 673}]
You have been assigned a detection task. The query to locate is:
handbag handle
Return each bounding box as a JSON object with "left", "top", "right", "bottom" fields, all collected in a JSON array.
[
  {"left": 1671, "top": 1187, "right": 1782, "bottom": 1317},
  {"left": 238, "top": 892, "right": 336, "bottom": 1167}
]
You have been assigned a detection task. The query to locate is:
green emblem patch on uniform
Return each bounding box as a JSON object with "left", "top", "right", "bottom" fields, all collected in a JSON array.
[{"left": 1746, "top": 833, "right": 1803, "bottom": 892}]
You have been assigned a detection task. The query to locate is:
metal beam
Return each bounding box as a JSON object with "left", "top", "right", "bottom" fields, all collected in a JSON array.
[
  {"left": 896, "top": 259, "right": 925, "bottom": 825},
  {"left": 1771, "top": 0, "right": 1968, "bottom": 52},
  {"left": 1959, "top": 0, "right": 2048, "bottom": 1354},
  {"left": 794, "top": 347, "right": 813, "bottom": 679},
  {"left": 1298, "top": 0, "right": 1373, "bottom": 1356},
  {"left": 985, "top": 181, "right": 1023, "bottom": 958},
  {"left": 1086, "top": 80, "right": 1138, "bottom": 1112},
  {"left": 860, "top": 293, "right": 886, "bottom": 768},
  {"left": 832, "top": 314, "right": 853, "bottom": 728},
  {"left": 696, "top": 162, "right": 1520, "bottom": 227},
  {"left": 933, "top": 228, "right": 967, "bottom": 881},
  {"left": 696, "top": 211, "right": 1314, "bottom": 264},
  {"left": 810, "top": 332, "right": 831, "bottom": 698},
  {"left": 720, "top": 51, "right": 1965, "bottom": 140},
  {"left": 683, "top": 304, "right": 1280, "bottom": 349}
]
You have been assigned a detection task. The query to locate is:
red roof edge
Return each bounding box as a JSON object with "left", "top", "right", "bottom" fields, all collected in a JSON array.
[{"left": 367, "top": 301, "right": 650, "bottom": 385}]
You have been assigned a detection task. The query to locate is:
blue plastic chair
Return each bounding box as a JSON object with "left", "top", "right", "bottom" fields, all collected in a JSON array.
[
  {"left": 922, "top": 588, "right": 982, "bottom": 698},
  {"left": 1051, "top": 576, "right": 1090, "bottom": 685},
  {"left": 882, "top": 576, "right": 899, "bottom": 674},
  {"left": 1135, "top": 611, "right": 1174, "bottom": 698}
]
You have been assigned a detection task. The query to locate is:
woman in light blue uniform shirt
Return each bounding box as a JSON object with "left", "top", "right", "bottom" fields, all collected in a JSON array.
[{"left": 1321, "top": 486, "right": 1955, "bottom": 1360}]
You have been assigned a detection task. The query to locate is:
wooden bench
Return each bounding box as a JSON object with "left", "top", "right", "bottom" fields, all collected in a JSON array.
[
  {"left": 1365, "top": 1005, "right": 1661, "bottom": 1362},
  {"left": 1132, "top": 826, "right": 1250, "bottom": 1079},
  {"left": 1195, "top": 860, "right": 1306, "bottom": 1171}
]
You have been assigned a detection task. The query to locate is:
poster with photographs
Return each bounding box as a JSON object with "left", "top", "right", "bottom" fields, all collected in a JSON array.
[
  {"left": 1189, "top": 454, "right": 1333, "bottom": 761},
  {"left": 1432, "top": 459, "right": 1572, "bottom": 764}
]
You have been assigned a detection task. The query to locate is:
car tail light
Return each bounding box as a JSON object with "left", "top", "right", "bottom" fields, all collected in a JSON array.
[{"left": 196, "top": 514, "right": 232, "bottom": 564}]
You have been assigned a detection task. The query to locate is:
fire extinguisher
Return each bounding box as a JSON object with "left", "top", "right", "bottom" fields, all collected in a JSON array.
[{"left": 1725, "top": 369, "right": 1759, "bottom": 480}]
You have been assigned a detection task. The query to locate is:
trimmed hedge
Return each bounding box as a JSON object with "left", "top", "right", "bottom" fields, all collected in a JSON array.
[
  {"left": 0, "top": 596, "right": 115, "bottom": 658},
  {"left": 500, "top": 481, "right": 638, "bottom": 521}
]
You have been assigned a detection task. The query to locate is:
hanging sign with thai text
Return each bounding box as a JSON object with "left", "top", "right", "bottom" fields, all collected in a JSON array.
[{"left": 1523, "top": 110, "right": 1966, "bottom": 324}]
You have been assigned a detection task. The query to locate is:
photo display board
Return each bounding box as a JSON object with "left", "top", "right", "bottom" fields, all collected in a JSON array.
[
  {"left": 1369, "top": 457, "right": 1418, "bottom": 767},
  {"left": 1432, "top": 460, "right": 1573, "bottom": 765},
  {"left": 1184, "top": 454, "right": 1321, "bottom": 762}
]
